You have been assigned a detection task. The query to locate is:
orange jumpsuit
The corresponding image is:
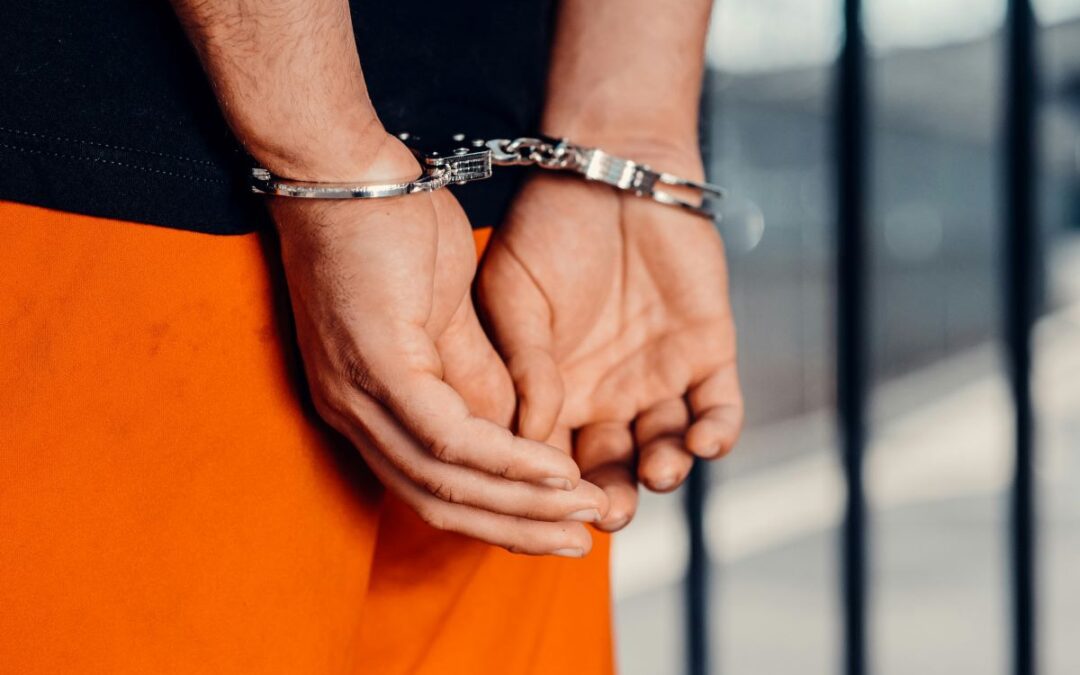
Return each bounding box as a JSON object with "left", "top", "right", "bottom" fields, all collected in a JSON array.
[{"left": 0, "top": 201, "right": 615, "bottom": 674}]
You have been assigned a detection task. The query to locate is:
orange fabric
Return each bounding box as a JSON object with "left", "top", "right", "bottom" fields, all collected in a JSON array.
[
  {"left": 0, "top": 202, "right": 614, "bottom": 674},
  {"left": 472, "top": 224, "right": 494, "bottom": 258}
]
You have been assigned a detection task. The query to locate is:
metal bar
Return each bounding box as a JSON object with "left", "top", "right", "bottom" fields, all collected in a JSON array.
[
  {"left": 836, "top": 0, "right": 869, "bottom": 673},
  {"left": 1004, "top": 1, "right": 1038, "bottom": 673},
  {"left": 682, "top": 70, "right": 717, "bottom": 675},
  {"left": 684, "top": 461, "right": 710, "bottom": 675}
]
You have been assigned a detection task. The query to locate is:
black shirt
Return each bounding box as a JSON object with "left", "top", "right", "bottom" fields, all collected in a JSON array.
[{"left": 0, "top": 1, "right": 554, "bottom": 234}]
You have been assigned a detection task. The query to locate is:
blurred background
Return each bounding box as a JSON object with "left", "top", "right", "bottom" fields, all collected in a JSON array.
[{"left": 611, "top": 0, "right": 1080, "bottom": 672}]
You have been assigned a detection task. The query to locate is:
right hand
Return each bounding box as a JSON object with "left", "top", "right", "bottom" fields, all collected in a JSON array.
[
  {"left": 477, "top": 144, "right": 743, "bottom": 533},
  {"left": 271, "top": 133, "right": 608, "bottom": 557}
]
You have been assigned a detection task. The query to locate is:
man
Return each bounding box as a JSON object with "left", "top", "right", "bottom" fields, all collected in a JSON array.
[{"left": 0, "top": 0, "right": 742, "bottom": 672}]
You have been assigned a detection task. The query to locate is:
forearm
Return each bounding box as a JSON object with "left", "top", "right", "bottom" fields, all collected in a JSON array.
[
  {"left": 542, "top": 0, "right": 712, "bottom": 159},
  {"left": 170, "top": 0, "right": 386, "bottom": 180}
]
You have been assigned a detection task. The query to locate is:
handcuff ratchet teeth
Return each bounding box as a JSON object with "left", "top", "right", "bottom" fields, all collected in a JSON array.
[{"left": 250, "top": 135, "right": 729, "bottom": 222}]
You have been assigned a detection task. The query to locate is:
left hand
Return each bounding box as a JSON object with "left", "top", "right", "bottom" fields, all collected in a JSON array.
[
  {"left": 274, "top": 135, "right": 608, "bottom": 556},
  {"left": 477, "top": 146, "right": 744, "bottom": 532}
]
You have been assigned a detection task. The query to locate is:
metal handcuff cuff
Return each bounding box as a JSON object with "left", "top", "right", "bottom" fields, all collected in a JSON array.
[{"left": 250, "top": 135, "right": 728, "bottom": 222}]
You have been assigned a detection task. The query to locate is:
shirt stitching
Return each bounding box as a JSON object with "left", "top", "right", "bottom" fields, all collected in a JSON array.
[
  {"left": 0, "top": 142, "right": 230, "bottom": 185},
  {"left": 0, "top": 126, "right": 222, "bottom": 167}
]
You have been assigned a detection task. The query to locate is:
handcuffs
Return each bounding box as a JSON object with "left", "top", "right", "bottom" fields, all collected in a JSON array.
[{"left": 250, "top": 134, "right": 729, "bottom": 222}]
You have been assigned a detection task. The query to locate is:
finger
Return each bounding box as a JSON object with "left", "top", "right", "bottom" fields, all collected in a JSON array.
[
  {"left": 345, "top": 420, "right": 595, "bottom": 557},
  {"left": 633, "top": 398, "right": 695, "bottom": 493},
  {"left": 547, "top": 424, "right": 573, "bottom": 454},
  {"left": 633, "top": 397, "right": 689, "bottom": 445},
  {"left": 477, "top": 241, "right": 564, "bottom": 442},
  {"left": 383, "top": 368, "right": 579, "bottom": 487},
  {"left": 686, "top": 364, "right": 744, "bottom": 458},
  {"left": 357, "top": 325, "right": 580, "bottom": 489},
  {"left": 334, "top": 391, "right": 608, "bottom": 522},
  {"left": 575, "top": 422, "right": 638, "bottom": 532},
  {"left": 584, "top": 463, "right": 637, "bottom": 533},
  {"left": 639, "top": 438, "right": 695, "bottom": 494},
  {"left": 436, "top": 296, "right": 515, "bottom": 427},
  {"left": 509, "top": 346, "right": 564, "bottom": 443}
]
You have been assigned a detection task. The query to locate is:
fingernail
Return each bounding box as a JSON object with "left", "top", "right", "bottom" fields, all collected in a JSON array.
[
  {"left": 552, "top": 548, "right": 585, "bottom": 558},
  {"left": 602, "top": 514, "right": 631, "bottom": 532},
  {"left": 651, "top": 474, "right": 679, "bottom": 491},
  {"left": 566, "top": 509, "right": 601, "bottom": 523},
  {"left": 703, "top": 443, "right": 722, "bottom": 457},
  {"left": 542, "top": 476, "right": 573, "bottom": 490}
]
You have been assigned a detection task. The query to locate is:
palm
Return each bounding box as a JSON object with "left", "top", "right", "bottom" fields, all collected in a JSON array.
[
  {"left": 479, "top": 172, "right": 743, "bottom": 529},
  {"left": 273, "top": 138, "right": 607, "bottom": 556}
]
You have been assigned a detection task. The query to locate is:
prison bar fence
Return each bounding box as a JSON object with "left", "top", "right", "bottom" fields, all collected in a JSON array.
[{"left": 682, "top": 1, "right": 1041, "bottom": 673}]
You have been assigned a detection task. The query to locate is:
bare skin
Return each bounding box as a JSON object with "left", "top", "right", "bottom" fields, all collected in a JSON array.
[
  {"left": 170, "top": 0, "right": 608, "bottom": 557},
  {"left": 170, "top": 0, "right": 742, "bottom": 551},
  {"left": 478, "top": 0, "right": 744, "bottom": 532},
  {"left": 479, "top": 162, "right": 744, "bottom": 532}
]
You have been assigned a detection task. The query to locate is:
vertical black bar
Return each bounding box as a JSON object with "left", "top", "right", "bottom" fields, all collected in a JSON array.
[
  {"left": 836, "top": 0, "right": 868, "bottom": 673},
  {"left": 1004, "top": 1, "right": 1038, "bottom": 674},
  {"left": 684, "top": 461, "right": 710, "bottom": 675},
  {"left": 683, "top": 72, "right": 715, "bottom": 675}
]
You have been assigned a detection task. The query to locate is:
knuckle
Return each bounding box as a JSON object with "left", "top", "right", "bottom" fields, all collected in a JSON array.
[
  {"left": 733, "top": 395, "right": 747, "bottom": 422},
  {"left": 427, "top": 480, "right": 459, "bottom": 505},
  {"left": 494, "top": 461, "right": 514, "bottom": 479},
  {"left": 310, "top": 393, "right": 339, "bottom": 424},
  {"left": 326, "top": 396, "right": 379, "bottom": 438},
  {"left": 523, "top": 505, "right": 554, "bottom": 522},
  {"left": 425, "top": 434, "right": 458, "bottom": 464},
  {"left": 732, "top": 409, "right": 746, "bottom": 436},
  {"left": 309, "top": 391, "right": 358, "bottom": 435},
  {"left": 415, "top": 502, "right": 449, "bottom": 531},
  {"left": 308, "top": 371, "right": 384, "bottom": 429},
  {"left": 340, "top": 352, "right": 383, "bottom": 397}
]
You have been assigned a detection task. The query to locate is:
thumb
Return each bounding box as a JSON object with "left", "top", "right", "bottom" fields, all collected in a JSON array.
[
  {"left": 507, "top": 344, "right": 563, "bottom": 443},
  {"left": 436, "top": 296, "right": 515, "bottom": 427},
  {"left": 477, "top": 243, "right": 565, "bottom": 443}
]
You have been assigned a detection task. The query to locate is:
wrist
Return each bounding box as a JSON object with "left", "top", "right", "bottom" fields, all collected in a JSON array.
[
  {"left": 542, "top": 106, "right": 697, "bottom": 148},
  {"left": 264, "top": 131, "right": 426, "bottom": 237},
  {"left": 540, "top": 74, "right": 701, "bottom": 155},
  {"left": 542, "top": 119, "right": 705, "bottom": 182},
  {"left": 238, "top": 106, "right": 394, "bottom": 183},
  {"left": 541, "top": 97, "right": 702, "bottom": 180}
]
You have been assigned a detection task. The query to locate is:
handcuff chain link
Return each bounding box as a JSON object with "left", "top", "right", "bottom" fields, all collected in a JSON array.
[{"left": 489, "top": 137, "right": 586, "bottom": 170}]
